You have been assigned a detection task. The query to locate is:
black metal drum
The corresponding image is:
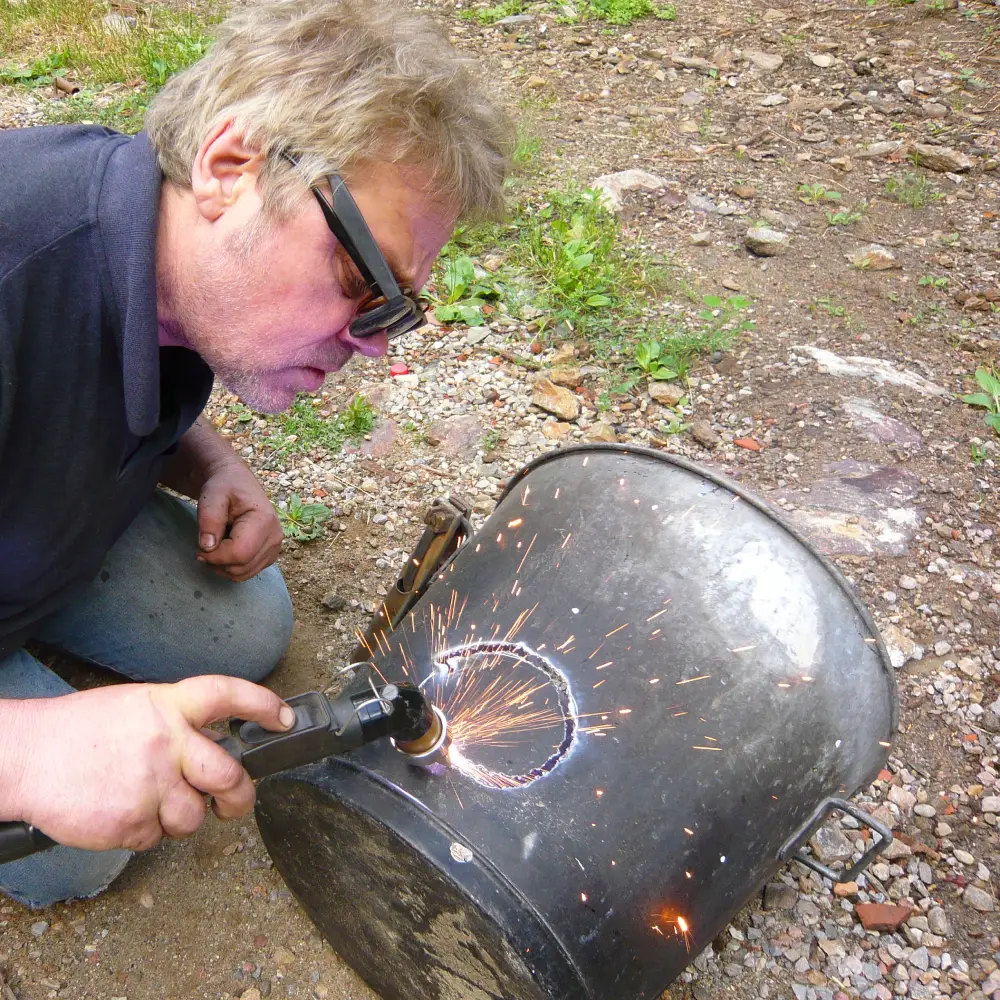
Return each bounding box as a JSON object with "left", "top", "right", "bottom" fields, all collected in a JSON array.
[{"left": 256, "top": 445, "right": 898, "bottom": 1000}]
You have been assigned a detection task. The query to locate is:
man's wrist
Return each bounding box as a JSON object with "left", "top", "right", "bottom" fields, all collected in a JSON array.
[{"left": 0, "top": 698, "right": 37, "bottom": 822}]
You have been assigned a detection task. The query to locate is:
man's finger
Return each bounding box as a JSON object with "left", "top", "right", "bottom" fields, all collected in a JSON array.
[
  {"left": 197, "top": 481, "right": 232, "bottom": 552},
  {"left": 159, "top": 780, "right": 209, "bottom": 838},
  {"left": 208, "top": 514, "right": 264, "bottom": 567},
  {"left": 177, "top": 728, "right": 257, "bottom": 818},
  {"left": 156, "top": 674, "right": 294, "bottom": 733}
]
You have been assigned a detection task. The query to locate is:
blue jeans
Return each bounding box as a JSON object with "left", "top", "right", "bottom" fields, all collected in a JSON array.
[{"left": 0, "top": 490, "right": 293, "bottom": 909}]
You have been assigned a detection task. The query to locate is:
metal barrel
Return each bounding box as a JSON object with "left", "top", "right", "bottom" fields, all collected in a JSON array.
[{"left": 256, "top": 445, "right": 898, "bottom": 1000}]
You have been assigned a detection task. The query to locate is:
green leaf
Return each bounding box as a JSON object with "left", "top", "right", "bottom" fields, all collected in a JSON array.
[
  {"left": 586, "top": 293, "right": 612, "bottom": 307},
  {"left": 702, "top": 295, "right": 723, "bottom": 309},
  {"left": 974, "top": 367, "right": 1000, "bottom": 398},
  {"left": 650, "top": 367, "right": 679, "bottom": 381},
  {"left": 962, "top": 392, "right": 994, "bottom": 410},
  {"left": 986, "top": 413, "right": 1000, "bottom": 433}
]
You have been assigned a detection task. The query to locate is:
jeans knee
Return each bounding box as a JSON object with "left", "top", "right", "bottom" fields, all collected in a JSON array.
[{"left": 226, "top": 565, "right": 294, "bottom": 683}]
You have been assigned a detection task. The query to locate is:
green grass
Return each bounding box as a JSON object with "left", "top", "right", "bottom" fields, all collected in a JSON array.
[
  {"left": 459, "top": 0, "right": 676, "bottom": 25},
  {"left": 0, "top": 0, "right": 216, "bottom": 131},
  {"left": 886, "top": 172, "right": 943, "bottom": 209},
  {"left": 264, "top": 395, "right": 376, "bottom": 463}
]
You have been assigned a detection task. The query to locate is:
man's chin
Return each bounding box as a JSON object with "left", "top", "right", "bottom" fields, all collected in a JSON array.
[{"left": 219, "top": 367, "right": 331, "bottom": 413}]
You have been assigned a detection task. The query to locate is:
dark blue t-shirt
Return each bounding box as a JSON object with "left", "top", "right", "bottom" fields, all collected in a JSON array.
[{"left": 0, "top": 126, "right": 214, "bottom": 657}]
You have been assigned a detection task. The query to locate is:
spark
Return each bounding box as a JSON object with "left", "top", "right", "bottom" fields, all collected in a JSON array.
[
  {"left": 560, "top": 533, "right": 572, "bottom": 550},
  {"left": 684, "top": 871, "right": 692, "bottom": 879},
  {"left": 650, "top": 629, "right": 662, "bottom": 639},
  {"left": 605, "top": 623, "right": 628, "bottom": 637},
  {"left": 673, "top": 711, "right": 688, "bottom": 717},
  {"left": 618, "top": 708, "right": 632, "bottom": 715},
  {"left": 683, "top": 827, "right": 694, "bottom": 836},
  {"left": 508, "top": 518, "right": 523, "bottom": 529},
  {"left": 556, "top": 635, "right": 575, "bottom": 651},
  {"left": 496, "top": 532, "right": 504, "bottom": 545},
  {"left": 593, "top": 679, "right": 607, "bottom": 689},
  {"left": 777, "top": 682, "right": 791, "bottom": 689},
  {"left": 649, "top": 678, "right": 660, "bottom": 684},
  {"left": 676, "top": 674, "right": 710, "bottom": 686},
  {"left": 582, "top": 456, "right": 589, "bottom": 467},
  {"left": 553, "top": 488, "right": 560, "bottom": 500},
  {"left": 521, "top": 485, "right": 531, "bottom": 506},
  {"left": 595, "top": 789, "right": 604, "bottom": 797},
  {"left": 730, "top": 645, "right": 756, "bottom": 654},
  {"left": 580, "top": 893, "right": 587, "bottom": 903},
  {"left": 646, "top": 606, "right": 671, "bottom": 622},
  {"left": 692, "top": 745, "right": 723, "bottom": 751},
  {"left": 619, "top": 478, "right": 625, "bottom": 487},
  {"left": 879, "top": 740, "right": 891, "bottom": 748},
  {"left": 587, "top": 643, "right": 605, "bottom": 660},
  {"left": 516, "top": 533, "right": 537, "bottom": 573},
  {"left": 801, "top": 675, "right": 814, "bottom": 682},
  {"left": 511, "top": 579, "right": 519, "bottom": 595},
  {"left": 475, "top": 543, "right": 482, "bottom": 553},
  {"left": 594, "top": 661, "right": 614, "bottom": 670}
]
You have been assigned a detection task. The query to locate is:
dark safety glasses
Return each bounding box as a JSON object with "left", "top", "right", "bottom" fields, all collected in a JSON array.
[{"left": 311, "top": 174, "right": 426, "bottom": 340}]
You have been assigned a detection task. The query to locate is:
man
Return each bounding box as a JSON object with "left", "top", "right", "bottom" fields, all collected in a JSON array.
[{"left": 0, "top": 0, "right": 509, "bottom": 907}]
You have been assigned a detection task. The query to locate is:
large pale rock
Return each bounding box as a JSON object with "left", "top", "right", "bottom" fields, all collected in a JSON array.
[
  {"left": 847, "top": 244, "right": 899, "bottom": 270},
  {"left": 793, "top": 346, "right": 950, "bottom": 397},
  {"left": 746, "top": 50, "right": 784, "bottom": 72},
  {"left": 649, "top": 382, "right": 685, "bottom": 406},
  {"left": 549, "top": 366, "right": 583, "bottom": 388},
  {"left": 745, "top": 226, "right": 790, "bottom": 256},
  {"left": 532, "top": 378, "right": 580, "bottom": 421},
  {"left": 424, "top": 415, "right": 483, "bottom": 460},
  {"left": 910, "top": 143, "right": 973, "bottom": 173},
  {"left": 591, "top": 169, "right": 667, "bottom": 211},
  {"left": 585, "top": 422, "right": 618, "bottom": 443}
]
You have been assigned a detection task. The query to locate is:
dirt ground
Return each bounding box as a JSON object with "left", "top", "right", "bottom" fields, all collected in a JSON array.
[{"left": 2, "top": 0, "right": 1000, "bottom": 998}]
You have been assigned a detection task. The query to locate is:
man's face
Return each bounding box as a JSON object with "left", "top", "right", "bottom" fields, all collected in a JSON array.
[{"left": 163, "top": 155, "right": 456, "bottom": 413}]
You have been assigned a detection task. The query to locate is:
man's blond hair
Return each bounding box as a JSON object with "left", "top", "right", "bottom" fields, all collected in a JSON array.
[{"left": 146, "top": 0, "right": 511, "bottom": 219}]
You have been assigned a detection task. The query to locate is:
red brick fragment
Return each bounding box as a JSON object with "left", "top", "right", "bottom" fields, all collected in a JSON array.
[{"left": 855, "top": 902, "right": 912, "bottom": 932}]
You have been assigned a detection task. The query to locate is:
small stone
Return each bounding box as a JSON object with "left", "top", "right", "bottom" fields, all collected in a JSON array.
[
  {"left": 102, "top": 12, "right": 135, "bottom": 34},
  {"left": 466, "top": 326, "right": 490, "bottom": 345},
  {"left": 222, "top": 841, "right": 242, "bottom": 856},
  {"left": 914, "top": 804, "right": 936, "bottom": 818},
  {"left": 240, "top": 990, "right": 262, "bottom": 1000},
  {"left": 934, "top": 640, "right": 952, "bottom": 656},
  {"left": 689, "top": 230, "right": 712, "bottom": 246},
  {"left": 927, "top": 907, "right": 950, "bottom": 936},
  {"left": 687, "top": 193, "right": 717, "bottom": 214},
  {"left": 585, "top": 422, "right": 618, "bottom": 443},
  {"left": 829, "top": 156, "right": 853, "bottom": 172},
  {"left": 30, "top": 920, "right": 49, "bottom": 937},
  {"left": 273, "top": 946, "right": 297, "bottom": 967},
  {"left": 847, "top": 244, "right": 899, "bottom": 270},
  {"left": 910, "top": 143, "right": 972, "bottom": 173},
  {"left": 935, "top": 822, "right": 952, "bottom": 837},
  {"left": 760, "top": 93, "right": 788, "bottom": 107},
  {"left": 732, "top": 184, "right": 756, "bottom": 199},
  {"left": 541, "top": 419, "right": 573, "bottom": 442},
  {"left": 549, "top": 366, "right": 583, "bottom": 388},
  {"left": 809, "top": 825, "right": 854, "bottom": 864},
  {"left": 140, "top": 892, "right": 154, "bottom": 909},
  {"left": 648, "top": 383, "right": 685, "bottom": 407},
  {"left": 887, "top": 785, "right": 916, "bottom": 813},
  {"left": 745, "top": 226, "right": 790, "bottom": 256},
  {"left": 763, "top": 882, "right": 798, "bottom": 910},
  {"left": 955, "top": 849, "right": 975, "bottom": 865},
  {"left": 809, "top": 52, "right": 836, "bottom": 68},
  {"left": 425, "top": 415, "right": 483, "bottom": 460},
  {"left": 549, "top": 343, "right": 576, "bottom": 365},
  {"left": 690, "top": 419, "right": 721, "bottom": 449},
  {"left": 963, "top": 885, "right": 996, "bottom": 912},
  {"left": 899, "top": 575, "right": 918, "bottom": 591},
  {"left": 982, "top": 795, "right": 1000, "bottom": 813},
  {"left": 855, "top": 140, "right": 904, "bottom": 160},
  {"left": 855, "top": 902, "right": 912, "bottom": 932},
  {"left": 833, "top": 881, "right": 859, "bottom": 897},
  {"left": 525, "top": 75, "right": 548, "bottom": 89},
  {"left": 747, "top": 50, "right": 784, "bottom": 72},
  {"left": 881, "top": 838, "right": 912, "bottom": 860},
  {"left": 680, "top": 89, "right": 704, "bottom": 107},
  {"left": 532, "top": 378, "right": 580, "bottom": 421},
  {"left": 320, "top": 592, "right": 346, "bottom": 612}
]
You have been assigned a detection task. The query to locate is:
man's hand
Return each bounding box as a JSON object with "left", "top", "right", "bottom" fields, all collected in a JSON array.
[
  {"left": 4, "top": 676, "right": 294, "bottom": 852},
  {"left": 196, "top": 458, "right": 284, "bottom": 582}
]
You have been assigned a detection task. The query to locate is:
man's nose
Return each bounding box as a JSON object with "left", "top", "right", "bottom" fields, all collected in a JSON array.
[{"left": 337, "top": 328, "right": 389, "bottom": 358}]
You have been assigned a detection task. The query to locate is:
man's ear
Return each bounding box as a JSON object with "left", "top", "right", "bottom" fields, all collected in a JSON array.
[{"left": 190, "top": 120, "right": 266, "bottom": 222}]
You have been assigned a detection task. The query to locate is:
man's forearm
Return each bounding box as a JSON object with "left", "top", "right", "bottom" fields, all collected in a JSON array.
[{"left": 159, "top": 416, "right": 243, "bottom": 499}]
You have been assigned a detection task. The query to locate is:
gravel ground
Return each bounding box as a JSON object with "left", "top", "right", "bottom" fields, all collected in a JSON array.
[{"left": 2, "top": 0, "right": 1000, "bottom": 997}]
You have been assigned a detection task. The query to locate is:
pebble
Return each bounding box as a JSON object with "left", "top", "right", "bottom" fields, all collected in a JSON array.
[
  {"left": 744, "top": 226, "right": 790, "bottom": 257},
  {"left": 30, "top": 920, "right": 48, "bottom": 937},
  {"left": 690, "top": 419, "right": 721, "bottom": 449},
  {"left": 982, "top": 795, "right": 1000, "bottom": 813},
  {"left": 963, "top": 885, "right": 996, "bottom": 912},
  {"left": 913, "top": 803, "right": 936, "bottom": 818},
  {"left": 140, "top": 892, "right": 154, "bottom": 909},
  {"left": 955, "top": 849, "right": 975, "bottom": 865},
  {"left": 899, "top": 575, "right": 918, "bottom": 590}
]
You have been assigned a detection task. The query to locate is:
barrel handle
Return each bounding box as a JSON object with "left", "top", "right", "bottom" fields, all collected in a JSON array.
[{"left": 779, "top": 796, "right": 893, "bottom": 884}]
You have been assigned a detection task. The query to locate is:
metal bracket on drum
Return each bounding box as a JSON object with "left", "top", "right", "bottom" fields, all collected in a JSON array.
[{"left": 779, "top": 797, "right": 893, "bottom": 885}]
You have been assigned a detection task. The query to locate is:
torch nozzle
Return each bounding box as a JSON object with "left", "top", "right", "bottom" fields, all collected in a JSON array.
[{"left": 395, "top": 705, "right": 449, "bottom": 758}]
